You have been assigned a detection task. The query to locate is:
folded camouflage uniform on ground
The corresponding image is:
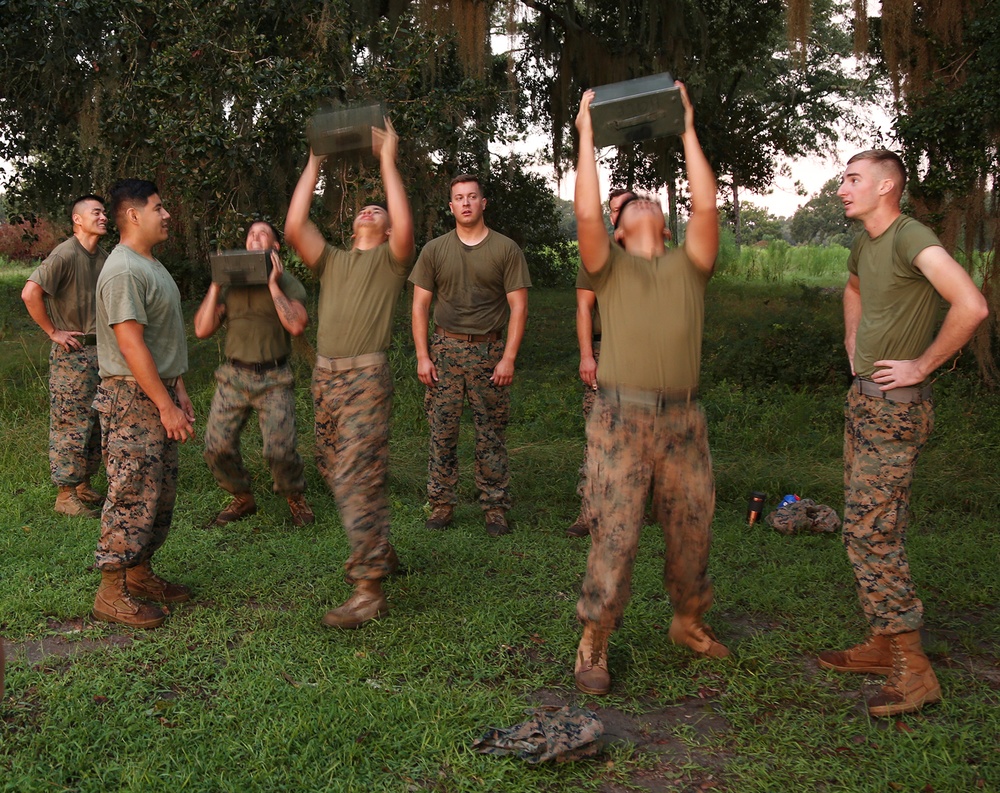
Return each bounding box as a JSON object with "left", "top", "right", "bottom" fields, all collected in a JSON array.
[
  {"left": 473, "top": 705, "right": 605, "bottom": 763},
  {"left": 765, "top": 498, "right": 841, "bottom": 535}
]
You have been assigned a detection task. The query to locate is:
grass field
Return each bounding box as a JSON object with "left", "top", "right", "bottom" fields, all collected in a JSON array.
[{"left": 1, "top": 256, "right": 998, "bottom": 793}]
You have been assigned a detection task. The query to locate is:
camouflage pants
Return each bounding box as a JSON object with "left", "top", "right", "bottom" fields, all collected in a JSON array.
[
  {"left": 424, "top": 335, "right": 511, "bottom": 511},
  {"left": 843, "top": 386, "right": 934, "bottom": 634},
  {"left": 48, "top": 342, "right": 101, "bottom": 487},
  {"left": 93, "top": 379, "right": 179, "bottom": 571},
  {"left": 203, "top": 362, "right": 305, "bottom": 496},
  {"left": 577, "top": 390, "right": 715, "bottom": 631},
  {"left": 312, "top": 363, "right": 394, "bottom": 583},
  {"left": 575, "top": 341, "right": 601, "bottom": 523}
]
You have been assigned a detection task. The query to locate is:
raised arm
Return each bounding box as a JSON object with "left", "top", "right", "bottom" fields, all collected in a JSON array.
[
  {"left": 574, "top": 90, "right": 611, "bottom": 274},
  {"left": 193, "top": 282, "right": 225, "bottom": 339},
  {"left": 284, "top": 153, "right": 329, "bottom": 269},
  {"left": 676, "top": 82, "right": 719, "bottom": 275},
  {"left": 267, "top": 253, "right": 309, "bottom": 336},
  {"left": 373, "top": 117, "right": 415, "bottom": 265}
]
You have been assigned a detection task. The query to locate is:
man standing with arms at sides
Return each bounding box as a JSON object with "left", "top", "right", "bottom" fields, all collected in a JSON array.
[
  {"left": 285, "top": 119, "right": 415, "bottom": 629},
  {"left": 572, "top": 83, "right": 729, "bottom": 696},
  {"left": 409, "top": 175, "right": 531, "bottom": 537},
  {"left": 22, "top": 195, "right": 109, "bottom": 518},
  {"left": 567, "top": 188, "right": 636, "bottom": 538},
  {"left": 92, "top": 179, "right": 195, "bottom": 629},
  {"left": 194, "top": 220, "right": 314, "bottom": 528},
  {"left": 817, "top": 150, "right": 987, "bottom": 716}
]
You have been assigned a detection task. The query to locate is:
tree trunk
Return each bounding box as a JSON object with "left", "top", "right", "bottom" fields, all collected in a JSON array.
[{"left": 732, "top": 176, "right": 742, "bottom": 249}]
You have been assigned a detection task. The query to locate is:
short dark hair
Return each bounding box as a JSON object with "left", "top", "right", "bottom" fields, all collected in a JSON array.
[
  {"left": 70, "top": 194, "right": 105, "bottom": 220},
  {"left": 608, "top": 188, "right": 634, "bottom": 208},
  {"left": 847, "top": 150, "right": 907, "bottom": 193},
  {"left": 248, "top": 219, "right": 281, "bottom": 244},
  {"left": 449, "top": 173, "right": 482, "bottom": 193},
  {"left": 109, "top": 179, "right": 159, "bottom": 225}
]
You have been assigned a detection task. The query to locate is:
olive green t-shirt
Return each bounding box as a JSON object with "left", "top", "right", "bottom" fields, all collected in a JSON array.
[
  {"left": 575, "top": 265, "right": 602, "bottom": 337},
  {"left": 27, "top": 236, "right": 107, "bottom": 333},
  {"left": 589, "top": 243, "right": 710, "bottom": 391},
  {"left": 219, "top": 273, "right": 308, "bottom": 363},
  {"left": 315, "top": 242, "right": 414, "bottom": 358},
  {"left": 408, "top": 229, "right": 532, "bottom": 335},
  {"left": 96, "top": 244, "right": 188, "bottom": 379},
  {"left": 848, "top": 215, "right": 944, "bottom": 382}
]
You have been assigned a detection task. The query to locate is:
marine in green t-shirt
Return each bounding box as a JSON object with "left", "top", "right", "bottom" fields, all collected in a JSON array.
[
  {"left": 21, "top": 195, "right": 109, "bottom": 518},
  {"left": 571, "top": 82, "right": 730, "bottom": 698},
  {"left": 408, "top": 174, "right": 531, "bottom": 538},
  {"left": 193, "top": 220, "right": 313, "bottom": 529},
  {"left": 285, "top": 115, "right": 415, "bottom": 631},
  {"left": 817, "top": 149, "right": 988, "bottom": 717}
]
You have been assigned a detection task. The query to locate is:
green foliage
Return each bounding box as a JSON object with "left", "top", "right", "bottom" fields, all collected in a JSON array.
[
  {"left": 789, "top": 177, "right": 855, "bottom": 247},
  {"left": 722, "top": 201, "right": 787, "bottom": 245}
]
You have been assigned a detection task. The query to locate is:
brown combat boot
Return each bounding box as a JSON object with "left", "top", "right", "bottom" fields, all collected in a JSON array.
[
  {"left": 574, "top": 625, "right": 611, "bottom": 695},
  {"left": 93, "top": 569, "right": 166, "bottom": 628},
  {"left": 322, "top": 580, "right": 388, "bottom": 629},
  {"left": 484, "top": 508, "right": 511, "bottom": 537},
  {"left": 565, "top": 514, "right": 591, "bottom": 538},
  {"left": 55, "top": 486, "right": 100, "bottom": 518},
  {"left": 286, "top": 493, "right": 315, "bottom": 526},
  {"left": 126, "top": 560, "right": 191, "bottom": 603},
  {"left": 424, "top": 504, "right": 454, "bottom": 530},
  {"left": 817, "top": 633, "right": 893, "bottom": 675},
  {"left": 76, "top": 481, "right": 106, "bottom": 506},
  {"left": 668, "top": 614, "right": 731, "bottom": 659},
  {"left": 214, "top": 492, "right": 257, "bottom": 525},
  {"left": 866, "top": 631, "right": 942, "bottom": 717}
]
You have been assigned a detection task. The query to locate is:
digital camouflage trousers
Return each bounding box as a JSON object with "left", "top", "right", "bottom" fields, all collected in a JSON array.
[
  {"left": 203, "top": 362, "right": 305, "bottom": 496},
  {"left": 312, "top": 363, "right": 394, "bottom": 583},
  {"left": 424, "top": 335, "right": 510, "bottom": 511},
  {"left": 93, "top": 379, "right": 179, "bottom": 571},
  {"left": 577, "top": 390, "right": 716, "bottom": 631},
  {"left": 48, "top": 342, "right": 102, "bottom": 487},
  {"left": 843, "top": 386, "right": 934, "bottom": 635}
]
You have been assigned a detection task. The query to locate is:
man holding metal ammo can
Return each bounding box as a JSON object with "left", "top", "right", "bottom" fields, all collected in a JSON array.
[
  {"left": 194, "top": 221, "right": 314, "bottom": 528},
  {"left": 816, "top": 150, "right": 987, "bottom": 716},
  {"left": 571, "top": 79, "right": 729, "bottom": 696}
]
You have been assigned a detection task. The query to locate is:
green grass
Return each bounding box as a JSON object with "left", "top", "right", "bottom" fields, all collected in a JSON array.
[{"left": 1, "top": 267, "right": 998, "bottom": 792}]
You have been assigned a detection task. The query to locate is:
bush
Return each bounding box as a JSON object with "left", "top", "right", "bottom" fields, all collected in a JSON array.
[{"left": 0, "top": 217, "right": 62, "bottom": 261}]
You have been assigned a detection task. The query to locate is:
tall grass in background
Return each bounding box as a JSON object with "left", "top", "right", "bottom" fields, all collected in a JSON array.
[{"left": 715, "top": 230, "right": 849, "bottom": 285}]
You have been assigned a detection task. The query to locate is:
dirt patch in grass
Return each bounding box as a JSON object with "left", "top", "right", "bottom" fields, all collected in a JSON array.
[
  {"left": 3, "top": 618, "right": 133, "bottom": 665},
  {"left": 529, "top": 688, "right": 732, "bottom": 792}
]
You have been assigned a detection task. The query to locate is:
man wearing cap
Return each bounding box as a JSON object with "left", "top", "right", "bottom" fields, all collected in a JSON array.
[
  {"left": 194, "top": 220, "right": 314, "bottom": 528},
  {"left": 572, "top": 82, "right": 729, "bottom": 696},
  {"left": 816, "top": 149, "right": 987, "bottom": 716},
  {"left": 92, "top": 178, "right": 194, "bottom": 629},
  {"left": 22, "top": 195, "right": 109, "bottom": 518},
  {"left": 409, "top": 174, "right": 531, "bottom": 538},
  {"left": 285, "top": 118, "right": 414, "bottom": 629}
]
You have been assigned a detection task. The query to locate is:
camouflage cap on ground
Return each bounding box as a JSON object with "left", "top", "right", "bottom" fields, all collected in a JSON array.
[
  {"left": 765, "top": 498, "right": 841, "bottom": 536},
  {"left": 473, "top": 705, "right": 606, "bottom": 763}
]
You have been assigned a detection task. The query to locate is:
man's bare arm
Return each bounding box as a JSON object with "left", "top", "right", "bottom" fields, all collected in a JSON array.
[
  {"left": 492, "top": 288, "right": 528, "bottom": 387},
  {"left": 267, "top": 253, "right": 308, "bottom": 336},
  {"left": 412, "top": 285, "right": 438, "bottom": 385},
  {"left": 843, "top": 272, "right": 861, "bottom": 376},
  {"left": 872, "top": 247, "right": 988, "bottom": 389},
  {"left": 374, "top": 118, "right": 415, "bottom": 265},
  {"left": 285, "top": 153, "right": 328, "bottom": 269},
  {"left": 21, "top": 280, "right": 84, "bottom": 351},
  {"left": 677, "top": 82, "right": 719, "bottom": 275},
  {"left": 574, "top": 90, "right": 611, "bottom": 275},
  {"left": 576, "top": 288, "right": 598, "bottom": 388},
  {"left": 193, "top": 282, "right": 225, "bottom": 339}
]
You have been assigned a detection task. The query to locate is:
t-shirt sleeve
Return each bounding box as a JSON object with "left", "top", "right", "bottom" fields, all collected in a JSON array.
[
  {"left": 575, "top": 264, "right": 593, "bottom": 291},
  {"left": 27, "top": 252, "right": 69, "bottom": 296},
  {"left": 387, "top": 243, "right": 416, "bottom": 278},
  {"left": 846, "top": 236, "right": 862, "bottom": 276},
  {"left": 588, "top": 243, "right": 618, "bottom": 288},
  {"left": 100, "top": 270, "right": 147, "bottom": 327},
  {"left": 408, "top": 241, "right": 437, "bottom": 291},
  {"left": 280, "top": 272, "right": 308, "bottom": 304},
  {"left": 502, "top": 240, "right": 532, "bottom": 292},
  {"left": 313, "top": 244, "right": 335, "bottom": 279},
  {"left": 896, "top": 221, "right": 943, "bottom": 273}
]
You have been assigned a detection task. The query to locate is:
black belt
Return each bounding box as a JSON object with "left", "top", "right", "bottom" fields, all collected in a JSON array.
[
  {"left": 434, "top": 325, "right": 501, "bottom": 343},
  {"left": 855, "top": 377, "right": 931, "bottom": 404},
  {"left": 228, "top": 356, "right": 288, "bottom": 373},
  {"left": 69, "top": 333, "right": 97, "bottom": 347}
]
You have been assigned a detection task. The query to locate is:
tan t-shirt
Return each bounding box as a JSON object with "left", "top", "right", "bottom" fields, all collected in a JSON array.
[
  {"left": 408, "top": 229, "right": 531, "bottom": 335},
  {"left": 27, "top": 236, "right": 107, "bottom": 334},
  {"left": 220, "top": 273, "right": 308, "bottom": 363},
  {"left": 575, "top": 265, "right": 602, "bottom": 337},
  {"left": 589, "top": 243, "right": 710, "bottom": 391},
  {"left": 315, "top": 242, "right": 414, "bottom": 358},
  {"left": 96, "top": 244, "right": 188, "bottom": 379},
  {"left": 848, "top": 215, "right": 944, "bottom": 382}
]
